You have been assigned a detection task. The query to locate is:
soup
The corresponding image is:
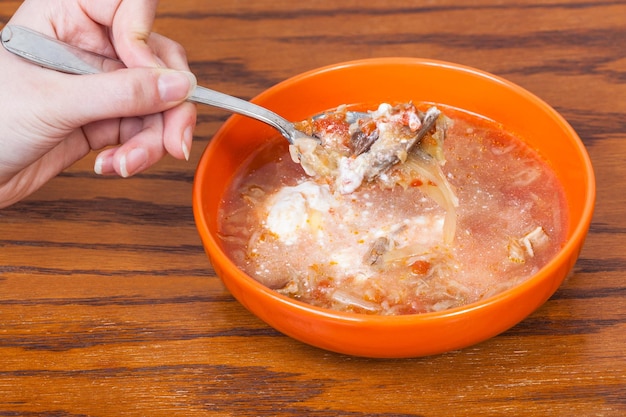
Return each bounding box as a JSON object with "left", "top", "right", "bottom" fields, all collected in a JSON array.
[{"left": 218, "top": 103, "right": 568, "bottom": 315}]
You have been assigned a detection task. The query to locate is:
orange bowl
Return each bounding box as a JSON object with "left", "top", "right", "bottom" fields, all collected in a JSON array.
[{"left": 192, "top": 58, "right": 595, "bottom": 358}]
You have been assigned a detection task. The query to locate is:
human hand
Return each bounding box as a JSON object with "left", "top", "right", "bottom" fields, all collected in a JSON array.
[{"left": 0, "top": 0, "right": 197, "bottom": 208}]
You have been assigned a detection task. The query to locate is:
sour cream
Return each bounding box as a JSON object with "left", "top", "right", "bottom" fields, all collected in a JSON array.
[{"left": 264, "top": 181, "right": 333, "bottom": 245}]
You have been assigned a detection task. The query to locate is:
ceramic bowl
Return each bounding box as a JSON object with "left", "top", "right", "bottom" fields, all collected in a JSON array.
[{"left": 192, "top": 57, "right": 595, "bottom": 358}]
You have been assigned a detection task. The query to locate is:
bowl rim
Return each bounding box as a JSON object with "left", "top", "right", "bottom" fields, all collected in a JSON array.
[{"left": 193, "top": 56, "right": 596, "bottom": 325}]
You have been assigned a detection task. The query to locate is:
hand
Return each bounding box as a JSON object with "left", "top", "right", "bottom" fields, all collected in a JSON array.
[{"left": 0, "top": 0, "right": 198, "bottom": 208}]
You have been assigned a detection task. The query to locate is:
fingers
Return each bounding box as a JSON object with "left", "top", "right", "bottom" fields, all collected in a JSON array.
[
  {"left": 94, "top": 101, "right": 196, "bottom": 177},
  {"left": 93, "top": 113, "right": 164, "bottom": 177},
  {"left": 163, "top": 102, "right": 197, "bottom": 161},
  {"left": 110, "top": 0, "right": 161, "bottom": 68},
  {"left": 49, "top": 65, "right": 197, "bottom": 177},
  {"left": 55, "top": 66, "right": 196, "bottom": 125},
  {"left": 145, "top": 34, "right": 197, "bottom": 161},
  {"left": 147, "top": 32, "right": 191, "bottom": 70}
]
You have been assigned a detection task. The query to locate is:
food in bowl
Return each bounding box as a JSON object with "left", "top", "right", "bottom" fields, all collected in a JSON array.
[{"left": 217, "top": 101, "right": 568, "bottom": 315}]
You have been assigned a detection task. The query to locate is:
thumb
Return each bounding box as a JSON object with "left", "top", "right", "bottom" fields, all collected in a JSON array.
[{"left": 57, "top": 67, "right": 197, "bottom": 126}]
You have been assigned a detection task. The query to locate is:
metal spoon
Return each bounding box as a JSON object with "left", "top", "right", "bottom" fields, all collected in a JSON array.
[{"left": 0, "top": 24, "right": 313, "bottom": 144}]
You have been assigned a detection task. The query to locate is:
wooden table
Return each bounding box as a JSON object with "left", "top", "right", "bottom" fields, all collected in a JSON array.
[{"left": 1, "top": 1, "right": 624, "bottom": 415}]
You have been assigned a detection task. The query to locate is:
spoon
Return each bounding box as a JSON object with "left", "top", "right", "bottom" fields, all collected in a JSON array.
[{"left": 0, "top": 25, "right": 314, "bottom": 144}]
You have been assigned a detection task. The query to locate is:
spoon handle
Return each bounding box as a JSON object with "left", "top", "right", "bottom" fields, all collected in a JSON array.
[{"left": 1, "top": 25, "right": 299, "bottom": 143}]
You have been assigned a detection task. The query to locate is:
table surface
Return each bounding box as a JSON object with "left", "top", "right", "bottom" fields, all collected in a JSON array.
[{"left": 1, "top": 1, "right": 625, "bottom": 415}]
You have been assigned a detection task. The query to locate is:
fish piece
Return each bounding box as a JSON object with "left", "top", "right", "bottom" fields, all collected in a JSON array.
[
  {"left": 337, "top": 105, "right": 441, "bottom": 193},
  {"left": 364, "top": 236, "right": 391, "bottom": 265}
]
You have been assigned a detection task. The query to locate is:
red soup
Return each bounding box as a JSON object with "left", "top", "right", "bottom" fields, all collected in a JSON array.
[{"left": 217, "top": 103, "right": 568, "bottom": 315}]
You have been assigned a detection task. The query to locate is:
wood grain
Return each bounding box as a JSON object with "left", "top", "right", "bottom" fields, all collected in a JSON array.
[{"left": 1, "top": 0, "right": 625, "bottom": 415}]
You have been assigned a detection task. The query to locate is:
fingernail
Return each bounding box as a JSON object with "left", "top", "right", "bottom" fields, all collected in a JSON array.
[
  {"left": 94, "top": 155, "right": 104, "bottom": 175},
  {"left": 182, "top": 125, "right": 193, "bottom": 161},
  {"left": 120, "top": 148, "right": 148, "bottom": 178},
  {"left": 158, "top": 70, "right": 197, "bottom": 102},
  {"left": 94, "top": 153, "right": 114, "bottom": 175}
]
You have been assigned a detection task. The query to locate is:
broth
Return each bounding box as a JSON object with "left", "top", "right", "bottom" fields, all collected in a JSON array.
[{"left": 218, "top": 104, "right": 568, "bottom": 315}]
